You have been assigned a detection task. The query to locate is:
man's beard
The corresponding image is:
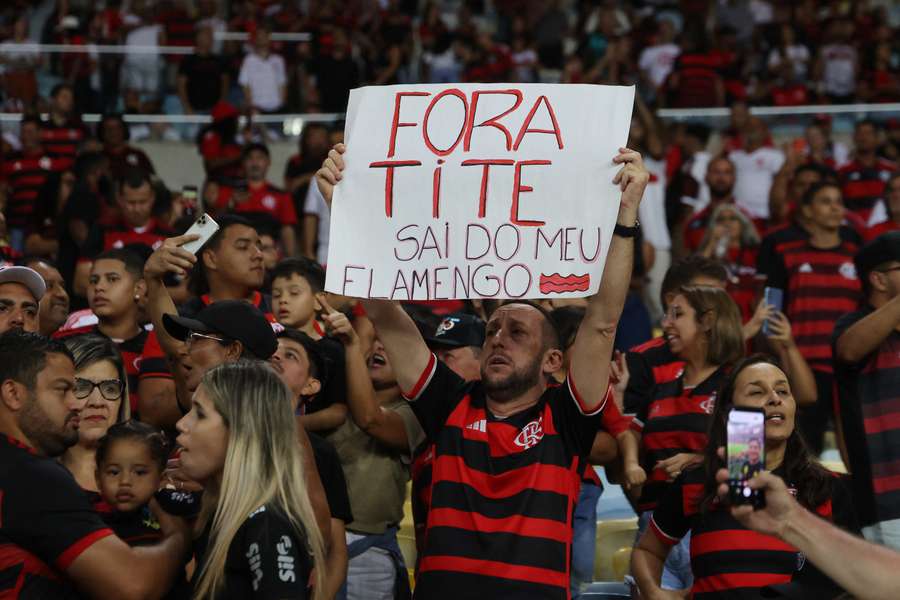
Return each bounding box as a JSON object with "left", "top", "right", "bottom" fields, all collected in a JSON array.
[
  {"left": 482, "top": 354, "right": 543, "bottom": 402},
  {"left": 19, "top": 398, "right": 79, "bottom": 457}
]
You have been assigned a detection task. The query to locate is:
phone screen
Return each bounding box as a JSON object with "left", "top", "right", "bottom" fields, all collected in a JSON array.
[{"left": 727, "top": 408, "right": 766, "bottom": 507}]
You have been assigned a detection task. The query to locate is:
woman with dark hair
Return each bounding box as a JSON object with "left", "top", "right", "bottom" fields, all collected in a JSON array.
[
  {"left": 632, "top": 354, "right": 858, "bottom": 599},
  {"left": 628, "top": 285, "right": 745, "bottom": 592}
]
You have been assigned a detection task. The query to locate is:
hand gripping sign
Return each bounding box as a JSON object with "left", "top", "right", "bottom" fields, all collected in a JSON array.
[{"left": 325, "top": 83, "right": 635, "bottom": 300}]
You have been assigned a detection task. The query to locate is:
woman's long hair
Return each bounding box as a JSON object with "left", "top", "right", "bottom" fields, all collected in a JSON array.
[
  {"left": 192, "top": 361, "right": 325, "bottom": 600},
  {"left": 700, "top": 354, "right": 834, "bottom": 513},
  {"left": 676, "top": 285, "right": 745, "bottom": 368},
  {"left": 63, "top": 334, "right": 131, "bottom": 422},
  {"left": 697, "top": 203, "right": 761, "bottom": 252}
]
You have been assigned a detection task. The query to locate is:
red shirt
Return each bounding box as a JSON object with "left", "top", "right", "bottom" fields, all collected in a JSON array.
[
  {"left": 215, "top": 182, "right": 297, "bottom": 226},
  {"left": 199, "top": 130, "right": 243, "bottom": 180},
  {"left": 865, "top": 220, "right": 900, "bottom": 242}
]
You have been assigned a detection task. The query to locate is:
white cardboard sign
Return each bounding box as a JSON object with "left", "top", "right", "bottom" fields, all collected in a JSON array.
[{"left": 325, "top": 83, "right": 635, "bottom": 300}]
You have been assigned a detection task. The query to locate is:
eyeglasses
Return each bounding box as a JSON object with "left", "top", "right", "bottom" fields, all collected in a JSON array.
[
  {"left": 186, "top": 331, "right": 227, "bottom": 346},
  {"left": 877, "top": 266, "right": 900, "bottom": 274},
  {"left": 74, "top": 378, "right": 124, "bottom": 401}
]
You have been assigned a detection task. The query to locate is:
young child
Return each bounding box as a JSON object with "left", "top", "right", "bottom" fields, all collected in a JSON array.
[
  {"left": 95, "top": 420, "right": 169, "bottom": 546},
  {"left": 271, "top": 257, "right": 348, "bottom": 433}
]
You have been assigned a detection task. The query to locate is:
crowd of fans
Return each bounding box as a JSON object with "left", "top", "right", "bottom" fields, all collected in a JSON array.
[
  {"left": 1, "top": 1, "right": 900, "bottom": 600},
  {"left": 1, "top": 0, "right": 900, "bottom": 123}
]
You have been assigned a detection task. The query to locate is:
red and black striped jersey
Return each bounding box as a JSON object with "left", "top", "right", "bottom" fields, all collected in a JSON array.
[
  {"left": 631, "top": 367, "right": 726, "bottom": 513},
  {"left": 1, "top": 150, "right": 73, "bottom": 229},
  {"left": 839, "top": 158, "right": 897, "bottom": 224},
  {"left": 834, "top": 306, "right": 900, "bottom": 526},
  {"left": 0, "top": 435, "right": 113, "bottom": 599},
  {"left": 650, "top": 465, "right": 857, "bottom": 599},
  {"left": 668, "top": 53, "right": 723, "bottom": 108},
  {"left": 765, "top": 240, "right": 861, "bottom": 373},
  {"left": 40, "top": 120, "right": 89, "bottom": 161},
  {"left": 406, "top": 354, "right": 609, "bottom": 599},
  {"left": 54, "top": 325, "right": 149, "bottom": 416},
  {"left": 623, "top": 337, "right": 686, "bottom": 422},
  {"left": 79, "top": 218, "right": 173, "bottom": 262},
  {"left": 757, "top": 223, "right": 862, "bottom": 279}
]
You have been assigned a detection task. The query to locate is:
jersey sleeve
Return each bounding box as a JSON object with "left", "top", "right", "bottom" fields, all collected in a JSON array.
[
  {"left": 5, "top": 460, "right": 114, "bottom": 571},
  {"left": 405, "top": 354, "right": 469, "bottom": 442},
  {"left": 624, "top": 350, "right": 654, "bottom": 432},
  {"left": 600, "top": 399, "right": 632, "bottom": 438},
  {"left": 138, "top": 329, "right": 173, "bottom": 380},
  {"left": 548, "top": 375, "right": 610, "bottom": 459},
  {"left": 647, "top": 473, "right": 691, "bottom": 546},
  {"left": 235, "top": 508, "right": 312, "bottom": 599}
]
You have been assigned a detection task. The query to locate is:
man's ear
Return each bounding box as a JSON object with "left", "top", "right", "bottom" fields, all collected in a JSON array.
[
  {"left": 0, "top": 380, "right": 26, "bottom": 412},
  {"left": 542, "top": 348, "right": 564, "bottom": 376},
  {"left": 134, "top": 278, "right": 148, "bottom": 302},
  {"left": 870, "top": 270, "right": 888, "bottom": 294},
  {"left": 301, "top": 376, "right": 322, "bottom": 398},
  {"left": 225, "top": 340, "right": 243, "bottom": 361},
  {"left": 202, "top": 247, "right": 217, "bottom": 272}
]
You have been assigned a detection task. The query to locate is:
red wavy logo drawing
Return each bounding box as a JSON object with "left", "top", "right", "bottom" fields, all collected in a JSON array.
[{"left": 539, "top": 273, "right": 590, "bottom": 294}]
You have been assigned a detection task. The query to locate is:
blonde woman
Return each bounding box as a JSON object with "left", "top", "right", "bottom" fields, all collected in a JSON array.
[
  {"left": 176, "top": 360, "right": 326, "bottom": 599},
  {"left": 60, "top": 334, "right": 131, "bottom": 500}
]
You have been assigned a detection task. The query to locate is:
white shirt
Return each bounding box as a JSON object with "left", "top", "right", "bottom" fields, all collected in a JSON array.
[
  {"left": 639, "top": 43, "right": 681, "bottom": 88},
  {"left": 304, "top": 181, "right": 331, "bottom": 265},
  {"left": 238, "top": 52, "right": 287, "bottom": 112},
  {"left": 820, "top": 44, "right": 857, "bottom": 97},
  {"left": 639, "top": 157, "right": 671, "bottom": 250},
  {"left": 767, "top": 44, "right": 810, "bottom": 81},
  {"left": 729, "top": 146, "right": 785, "bottom": 219},
  {"left": 124, "top": 23, "right": 162, "bottom": 65}
]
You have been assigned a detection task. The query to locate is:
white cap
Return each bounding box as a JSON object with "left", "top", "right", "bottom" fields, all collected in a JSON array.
[{"left": 0, "top": 267, "right": 46, "bottom": 301}]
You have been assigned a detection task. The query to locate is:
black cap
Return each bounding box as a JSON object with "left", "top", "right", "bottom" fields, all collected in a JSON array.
[
  {"left": 424, "top": 312, "right": 485, "bottom": 349},
  {"left": 855, "top": 231, "right": 900, "bottom": 284},
  {"left": 163, "top": 300, "right": 278, "bottom": 360}
]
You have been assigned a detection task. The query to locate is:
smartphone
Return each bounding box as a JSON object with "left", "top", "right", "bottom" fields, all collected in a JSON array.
[
  {"left": 181, "top": 213, "right": 220, "bottom": 255},
  {"left": 727, "top": 407, "right": 766, "bottom": 507},
  {"left": 761, "top": 287, "right": 784, "bottom": 336}
]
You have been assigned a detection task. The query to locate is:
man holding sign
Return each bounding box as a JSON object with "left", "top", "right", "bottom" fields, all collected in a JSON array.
[{"left": 317, "top": 80, "right": 648, "bottom": 598}]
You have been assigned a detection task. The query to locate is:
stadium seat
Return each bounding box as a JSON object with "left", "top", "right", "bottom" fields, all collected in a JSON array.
[{"left": 593, "top": 517, "right": 639, "bottom": 581}]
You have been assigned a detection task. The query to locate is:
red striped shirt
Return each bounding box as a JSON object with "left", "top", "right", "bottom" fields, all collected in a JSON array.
[{"left": 839, "top": 158, "right": 897, "bottom": 224}]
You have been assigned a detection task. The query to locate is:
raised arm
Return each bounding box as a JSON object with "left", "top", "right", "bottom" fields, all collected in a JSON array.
[
  {"left": 835, "top": 294, "right": 900, "bottom": 364},
  {"left": 568, "top": 148, "right": 649, "bottom": 412},
  {"left": 314, "top": 142, "right": 432, "bottom": 393}
]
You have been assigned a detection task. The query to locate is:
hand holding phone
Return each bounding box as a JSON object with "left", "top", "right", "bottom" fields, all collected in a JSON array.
[
  {"left": 761, "top": 287, "right": 784, "bottom": 337},
  {"left": 727, "top": 408, "right": 766, "bottom": 507},
  {"left": 181, "top": 214, "right": 220, "bottom": 255}
]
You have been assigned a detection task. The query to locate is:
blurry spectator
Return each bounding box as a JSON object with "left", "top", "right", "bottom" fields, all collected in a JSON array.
[
  {"left": 768, "top": 57, "right": 812, "bottom": 107},
  {"left": 98, "top": 113, "right": 156, "bottom": 181},
  {"left": 208, "top": 143, "right": 297, "bottom": 256},
  {"left": 709, "top": 25, "right": 746, "bottom": 102},
  {"left": 729, "top": 117, "right": 785, "bottom": 222},
  {"left": 40, "top": 84, "right": 89, "bottom": 162},
  {"left": 177, "top": 26, "right": 229, "bottom": 117},
  {"left": 769, "top": 159, "right": 832, "bottom": 226},
  {"left": 767, "top": 23, "right": 811, "bottom": 83},
  {"left": 462, "top": 32, "right": 513, "bottom": 82},
  {"left": 24, "top": 258, "right": 70, "bottom": 337},
  {"left": 815, "top": 19, "right": 858, "bottom": 103},
  {"left": 682, "top": 157, "right": 745, "bottom": 254},
  {"left": 667, "top": 123, "right": 713, "bottom": 234},
  {"left": 26, "top": 168, "right": 75, "bottom": 258},
  {"left": 803, "top": 117, "right": 850, "bottom": 169},
  {"left": 764, "top": 182, "right": 862, "bottom": 454},
  {"left": 157, "top": 0, "right": 195, "bottom": 67},
  {"left": 835, "top": 232, "right": 900, "bottom": 551},
  {"left": 239, "top": 24, "right": 287, "bottom": 114},
  {"left": 865, "top": 174, "right": 900, "bottom": 241},
  {"left": 638, "top": 18, "right": 680, "bottom": 98},
  {"left": 663, "top": 27, "right": 725, "bottom": 108},
  {"left": 534, "top": 0, "right": 568, "bottom": 70},
  {"left": 1, "top": 115, "right": 74, "bottom": 252},
  {"left": 57, "top": 249, "right": 150, "bottom": 416},
  {"left": 0, "top": 14, "right": 42, "bottom": 110},
  {"left": 196, "top": 102, "right": 243, "bottom": 183},
  {"left": 314, "top": 29, "right": 360, "bottom": 113},
  {"left": 839, "top": 120, "right": 897, "bottom": 226},
  {"left": 196, "top": 0, "right": 226, "bottom": 54},
  {"left": 73, "top": 169, "right": 171, "bottom": 297},
  {"left": 0, "top": 265, "right": 44, "bottom": 334},
  {"left": 721, "top": 101, "right": 752, "bottom": 153},
  {"left": 858, "top": 41, "right": 900, "bottom": 103},
  {"left": 285, "top": 123, "right": 330, "bottom": 200},
  {"left": 57, "top": 13, "right": 100, "bottom": 116},
  {"left": 696, "top": 203, "right": 760, "bottom": 320},
  {"left": 510, "top": 35, "right": 538, "bottom": 82},
  {"left": 120, "top": 0, "right": 165, "bottom": 112},
  {"left": 879, "top": 119, "right": 900, "bottom": 162}
]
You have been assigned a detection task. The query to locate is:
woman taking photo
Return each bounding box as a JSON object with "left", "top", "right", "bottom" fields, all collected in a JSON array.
[
  {"left": 176, "top": 360, "right": 325, "bottom": 599},
  {"left": 60, "top": 334, "right": 130, "bottom": 500},
  {"left": 629, "top": 285, "right": 745, "bottom": 591},
  {"left": 632, "top": 354, "right": 858, "bottom": 599}
]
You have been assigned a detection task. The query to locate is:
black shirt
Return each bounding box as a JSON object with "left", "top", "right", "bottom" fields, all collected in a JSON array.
[
  {"left": 178, "top": 54, "right": 227, "bottom": 111},
  {"left": 303, "top": 336, "right": 347, "bottom": 419},
  {"left": 0, "top": 435, "right": 114, "bottom": 599},
  {"left": 308, "top": 432, "right": 353, "bottom": 524},
  {"left": 193, "top": 505, "right": 312, "bottom": 599}
]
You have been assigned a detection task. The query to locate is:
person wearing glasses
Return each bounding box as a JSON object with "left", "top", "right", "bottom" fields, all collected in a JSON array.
[{"left": 60, "top": 333, "right": 131, "bottom": 507}]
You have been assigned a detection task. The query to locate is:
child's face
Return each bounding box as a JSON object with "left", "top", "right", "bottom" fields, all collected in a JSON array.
[
  {"left": 96, "top": 439, "right": 162, "bottom": 513},
  {"left": 272, "top": 273, "right": 319, "bottom": 329}
]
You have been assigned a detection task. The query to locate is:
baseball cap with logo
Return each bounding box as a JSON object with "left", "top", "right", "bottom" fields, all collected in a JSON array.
[
  {"left": 163, "top": 300, "right": 278, "bottom": 360},
  {"left": 0, "top": 266, "right": 46, "bottom": 301},
  {"left": 424, "top": 312, "right": 486, "bottom": 349}
]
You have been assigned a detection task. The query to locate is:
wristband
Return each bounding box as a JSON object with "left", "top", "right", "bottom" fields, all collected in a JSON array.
[{"left": 614, "top": 219, "right": 640, "bottom": 238}]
